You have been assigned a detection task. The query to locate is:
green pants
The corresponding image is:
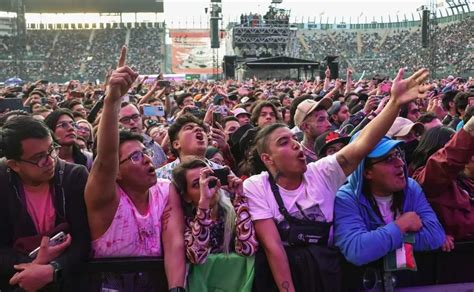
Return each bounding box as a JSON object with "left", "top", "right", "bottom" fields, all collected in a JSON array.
[{"left": 187, "top": 253, "right": 255, "bottom": 292}]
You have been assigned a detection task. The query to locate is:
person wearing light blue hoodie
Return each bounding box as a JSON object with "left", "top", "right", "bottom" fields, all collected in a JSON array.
[{"left": 334, "top": 135, "right": 445, "bottom": 266}]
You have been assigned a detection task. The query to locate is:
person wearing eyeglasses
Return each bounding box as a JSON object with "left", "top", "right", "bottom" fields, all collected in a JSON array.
[
  {"left": 85, "top": 47, "right": 186, "bottom": 291},
  {"left": 44, "top": 109, "right": 93, "bottom": 170},
  {"left": 0, "top": 116, "right": 90, "bottom": 291},
  {"left": 400, "top": 101, "right": 421, "bottom": 123},
  {"left": 75, "top": 119, "right": 94, "bottom": 152},
  {"left": 333, "top": 135, "right": 445, "bottom": 267},
  {"left": 119, "top": 102, "right": 167, "bottom": 169},
  {"left": 243, "top": 68, "right": 435, "bottom": 291}
]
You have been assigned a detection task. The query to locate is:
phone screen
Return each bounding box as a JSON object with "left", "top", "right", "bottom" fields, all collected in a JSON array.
[{"left": 143, "top": 105, "right": 165, "bottom": 117}]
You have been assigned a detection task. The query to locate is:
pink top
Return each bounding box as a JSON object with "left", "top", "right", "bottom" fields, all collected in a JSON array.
[
  {"left": 24, "top": 185, "right": 56, "bottom": 235},
  {"left": 92, "top": 179, "right": 170, "bottom": 258}
]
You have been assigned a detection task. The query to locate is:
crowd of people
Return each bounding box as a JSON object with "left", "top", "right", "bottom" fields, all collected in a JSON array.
[
  {"left": 0, "top": 42, "right": 473, "bottom": 292},
  {"left": 0, "top": 27, "right": 164, "bottom": 82},
  {"left": 240, "top": 7, "right": 290, "bottom": 27},
  {"left": 297, "top": 16, "right": 473, "bottom": 76}
]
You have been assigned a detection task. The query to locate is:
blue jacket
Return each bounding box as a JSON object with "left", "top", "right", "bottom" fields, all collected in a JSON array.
[{"left": 334, "top": 156, "right": 445, "bottom": 266}]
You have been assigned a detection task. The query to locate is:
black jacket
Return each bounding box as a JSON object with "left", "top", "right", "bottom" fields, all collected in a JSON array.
[{"left": 0, "top": 159, "right": 91, "bottom": 291}]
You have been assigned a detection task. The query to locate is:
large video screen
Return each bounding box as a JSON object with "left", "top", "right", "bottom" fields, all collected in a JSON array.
[{"left": 0, "top": 0, "right": 164, "bottom": 13}]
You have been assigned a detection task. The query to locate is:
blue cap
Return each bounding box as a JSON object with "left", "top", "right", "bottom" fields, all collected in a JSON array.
[
  {"left": 213, "top": 95, "right": 225, "bottom": 105},
  {"left": 350, "top": 132, "right": 404, "bottom": 159}
]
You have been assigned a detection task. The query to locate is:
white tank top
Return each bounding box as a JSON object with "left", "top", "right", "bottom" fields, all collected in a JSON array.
[{"left": 92, "top": 179, "right": 170, "bottom": 258}]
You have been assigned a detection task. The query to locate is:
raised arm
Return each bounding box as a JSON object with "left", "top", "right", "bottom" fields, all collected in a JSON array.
[
  {"left": 184, "top": 167, "right": 220, "bottom": 264},
  {"left": 323, "top": 66, "right": 331, "bottom": 91},
  {"left": 336, "top": 68, "right": 431, "bottom": 176},
  {"left": 227, "top": 177, "right": 258, "bottom": 256},
  {"left": 415, "top": 118, "right": 474, "bottom": 189},
  {"left": 162, "top": 185, "right": 186, "bottom": 289},
  {"left": 84, "top": 46, "right": 138, "bottom": 238},
  {"left": 344, "top": 68, "right": 353, "bottom": 96}
]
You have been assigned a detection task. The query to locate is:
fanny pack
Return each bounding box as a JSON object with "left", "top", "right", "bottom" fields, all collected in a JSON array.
[{"left": 269, "top": 175, "right": 331, "bottom": 246}]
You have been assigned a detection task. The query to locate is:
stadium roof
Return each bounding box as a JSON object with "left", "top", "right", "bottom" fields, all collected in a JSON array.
[{"left": 0, "top": 0, "right": 164, "bottom": 13}]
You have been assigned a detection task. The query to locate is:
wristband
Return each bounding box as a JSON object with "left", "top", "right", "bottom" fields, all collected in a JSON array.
[{"left": 49, "top": 261, "right": 63, "bottom": 282}]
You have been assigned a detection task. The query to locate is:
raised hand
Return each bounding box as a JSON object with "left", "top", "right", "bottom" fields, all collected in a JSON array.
[
  {"left": 198, "top": 167, "right": 220, "bottom": 209},
  {"left": 209, "top": 122, "right": 227, "bottom": 149},
  {"left": 325, "top": 66, "right": 331, "bottom": 78},
  {"left": 391, "top": 68, "right": 431, "bottom": 106},
  {"left": 106, "top": 46, "right": 139, "bottom": 103}
]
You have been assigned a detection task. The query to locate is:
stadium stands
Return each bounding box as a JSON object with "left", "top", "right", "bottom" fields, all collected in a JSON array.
[{"left": 297, "top": 16, "right": 473, "bottom": 76}]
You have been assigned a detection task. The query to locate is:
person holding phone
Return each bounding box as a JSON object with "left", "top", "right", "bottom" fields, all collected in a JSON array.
[
  {"left": 0, "top": 116, "right": 90, "bottom": 291},
  {"left": 171, "top": 158, "right": 258, "bottom": 264}
]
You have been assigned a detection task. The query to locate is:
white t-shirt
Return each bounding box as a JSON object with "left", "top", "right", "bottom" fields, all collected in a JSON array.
[
  {"left": 243, "top": 154, "right": 346, "bottom": 224},
  {"left": 374, "top": 195, "right": 395, "bottom": 225}
]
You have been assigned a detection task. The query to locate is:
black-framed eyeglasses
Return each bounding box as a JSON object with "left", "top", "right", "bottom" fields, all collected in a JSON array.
[
  {"left": 369, "top": 149, "right": 405, "bottom": 166},
  {"left": 18, "top": 144, "right": 61, "bottom": 168},
  {"left": 119, "top": 148, "right": 154, "bottom": 165},
  {"left": 119, "top": 114, "right": 141, "bottom": 125},
  {"left": 56, "top": 121, "right": 77, "bottom": 130}
]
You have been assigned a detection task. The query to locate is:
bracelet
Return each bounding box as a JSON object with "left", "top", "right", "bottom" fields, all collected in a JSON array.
[{"left": 169, "top": 287, "right": 186, "bottom": 292}]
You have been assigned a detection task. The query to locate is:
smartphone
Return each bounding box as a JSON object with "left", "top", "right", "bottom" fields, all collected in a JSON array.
[
  {"left": 40, "top": 80, "right": 49, "bottom": 84},
  {"left": 208, "top": 168, "right": 230, "bottom": 188},
  {"left": 143, "top": 105, "right": 165, "bottom": 117},
  {"left": 158, "top": 80, "right": 170, "bottom": 88},
  {"left": 213, "top": 112, "right": 222, "bottom": 127},
  {"left": 71, "top": 91, "right": 85, "bottom": 98},
  {"left": 188, "top": 107, "right": 201, "bottom": 116},
  {"left": 29, "top": 232, "right": 67, "bottom": 258},
  {"left": 0, "top": 98, "right": 24, "bottom": 112}
]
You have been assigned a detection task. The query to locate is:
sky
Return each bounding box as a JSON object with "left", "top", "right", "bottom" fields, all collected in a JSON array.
[
  {"left": 2, "top": 0, "right": 471, "bottom": 27},
  {"left": 163, "top": 0, "right": 432, "bottom": 28}
]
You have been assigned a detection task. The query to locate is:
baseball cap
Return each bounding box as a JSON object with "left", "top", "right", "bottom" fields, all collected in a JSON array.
[
  {"left": 350, "top": 132, "right": 404, "bottom": 159},
  {"left": 233, "top": 108, "right": 250, "bottom": 117},
  {"left": 387, "top": 117, "right": 424, "bottom": 138},
  {"left": 328, "top": 101, "right": 343, "bottom": 116},
  {"left": 30, "top": 89, "right": 46, "bottom": 98},
  {"left": 240, "top": 96, "right": 250, "bottom": 104},
  {"left": 294, "top": 97, "right": 333, "bottom": 127},
  {"left": 213, "top": 95, "right": 225, "bottom": 105},
  {"left": 314, "top": 131, "right": 350, "bottom": 157}
]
